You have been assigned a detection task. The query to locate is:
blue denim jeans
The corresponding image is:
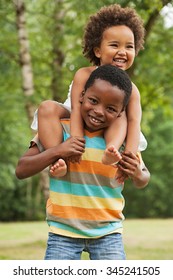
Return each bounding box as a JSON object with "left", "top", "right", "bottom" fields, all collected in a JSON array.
[{"left": 44, "top": 232, "right": 126, "bottom": 260}]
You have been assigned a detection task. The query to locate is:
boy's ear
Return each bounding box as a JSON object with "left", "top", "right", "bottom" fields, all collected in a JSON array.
[
  {"left": 94, "top": 47, "right": 101, "bottom": 58},
  {"left": 79, "top": 90, "right": 85, "bottom": 104}
]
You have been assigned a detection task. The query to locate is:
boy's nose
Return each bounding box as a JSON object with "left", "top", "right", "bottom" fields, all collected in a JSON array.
[{"left": 93, "top": 106, "right": 104, "bottom": 116}]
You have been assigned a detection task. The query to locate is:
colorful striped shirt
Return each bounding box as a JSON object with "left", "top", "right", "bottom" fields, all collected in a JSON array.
[{"left": 46, "top": 119, "right": 125, "bottom": 238}]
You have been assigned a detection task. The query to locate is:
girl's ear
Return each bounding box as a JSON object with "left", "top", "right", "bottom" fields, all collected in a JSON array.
[
  {"left": 79, "top": 90, "right": 85, "bottom": 104},
  {"left": 94, "top": 47, "right": 101, "bottom": 58}
]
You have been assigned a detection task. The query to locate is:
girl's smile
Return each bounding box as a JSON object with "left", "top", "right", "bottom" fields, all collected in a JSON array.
[{"left": 94, "top": 25, "right": 135, "bottom": 70}]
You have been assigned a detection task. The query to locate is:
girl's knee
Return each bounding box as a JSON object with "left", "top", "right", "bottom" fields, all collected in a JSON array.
[{"left": 38, "top": 100, "right": 60, "bottom": 118}]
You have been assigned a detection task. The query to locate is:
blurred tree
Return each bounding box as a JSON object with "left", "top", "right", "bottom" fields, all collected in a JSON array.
[{"left": 14, "top": 0, "right": 35, "bottom": 123}]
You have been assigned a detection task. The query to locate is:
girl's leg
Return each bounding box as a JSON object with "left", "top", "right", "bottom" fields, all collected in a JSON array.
[
  {"left": 49, "top": 159, "right": 67, "bottom": 178},
  {"left": 38, "top": 100, "right": 70, "bottom": 177},
  {"left": 102, "top": 112, "right": 127, "bottom": 165},
  {"left": 38, "top": 100, "right": 70, "bottom": 149}
]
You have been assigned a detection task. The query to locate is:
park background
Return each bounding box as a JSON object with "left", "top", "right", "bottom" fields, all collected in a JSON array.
[{"left": 0, "top": 0, "right": 173, "bottom": 259}]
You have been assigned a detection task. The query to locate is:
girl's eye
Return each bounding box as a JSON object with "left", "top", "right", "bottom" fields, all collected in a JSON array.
[
  {"left": 127, "top": 44, "right": 134, "bottom": 49},
  {"left": 111, "top": 44, "right": 118, "bottom": 48}
]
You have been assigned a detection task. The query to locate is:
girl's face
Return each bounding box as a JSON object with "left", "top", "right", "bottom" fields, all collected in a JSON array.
[
  {"left": 80, "top": 79, "right": 124, "bottom": 132},
  {"left": 94, "top": 25, "right": 135, "bottom": 70}
]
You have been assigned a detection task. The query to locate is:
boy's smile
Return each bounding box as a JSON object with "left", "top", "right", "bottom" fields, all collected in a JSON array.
[{"left": 80, "top": 79, "right": 125, "bottom": 132}]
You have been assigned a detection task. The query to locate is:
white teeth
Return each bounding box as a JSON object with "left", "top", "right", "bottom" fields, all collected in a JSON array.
[
  {"left": 114, "top": 59, "right": 125, "bottom": 63},
  {"left": 91, "top": 117, "right": 100, "bottom": 123}
]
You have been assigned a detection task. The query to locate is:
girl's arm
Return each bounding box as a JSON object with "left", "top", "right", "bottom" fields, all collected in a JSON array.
[
  {"left": 104, "top": 111, "right": 127, "bottom": 149},
  {"left": 125, "top": 83, "right": 142, "bottom": 154},
  {"left": 70, "top": 66, "right": 95, "bottom": 137}
]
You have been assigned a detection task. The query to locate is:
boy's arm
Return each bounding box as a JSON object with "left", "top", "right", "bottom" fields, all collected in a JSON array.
[
  {"left": 15, "top": 136, "right": 85, "bottom": 179},
  {"left": 118, "top": 151, "right": 150, "bottom": 188},
  {"left": 125, "top": 83, "right": 142, "bottom": 154}
]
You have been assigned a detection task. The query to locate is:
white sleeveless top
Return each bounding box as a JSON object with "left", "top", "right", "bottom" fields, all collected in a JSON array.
[{"left": 31, "top": 81, "right": 73, "bottom": 131}]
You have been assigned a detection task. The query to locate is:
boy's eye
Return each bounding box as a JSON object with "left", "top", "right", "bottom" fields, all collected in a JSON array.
[
  {"left": 88, "top": 97, "right": 98, "bottom": 104},
  {"left": 107, "top": 107, "right": 116, "bottom": 113}
]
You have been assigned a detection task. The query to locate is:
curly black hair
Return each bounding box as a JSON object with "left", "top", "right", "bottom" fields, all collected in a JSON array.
[
  {"left": 84, "top": 64, "right": 132, "bottom": 109},
  {"left": 83, "top": 4, "right": 145, "bottom": 66}
]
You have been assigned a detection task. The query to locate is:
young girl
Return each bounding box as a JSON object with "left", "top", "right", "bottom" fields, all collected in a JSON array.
[{"left": 31, "top": 4, "right": 147, "bottom": 178}]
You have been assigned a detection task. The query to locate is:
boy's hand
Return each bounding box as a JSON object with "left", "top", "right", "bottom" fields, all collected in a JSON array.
[
  {"left": 56, "top": 136, "right": 85, "bottom": 160},
  {"left": 117, "top": 151, "right": 141, "bottom": 181},
  {"left": 67, "top": 155, "right": 82, "bottom": 164},
  {"left": 115, "top": 169, "right": 128, "bottom": 184}
]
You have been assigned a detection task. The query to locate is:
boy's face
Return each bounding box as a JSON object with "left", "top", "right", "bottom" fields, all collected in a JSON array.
[
  {"left": 94, "top": 25, "right": 135, "bottom": 71},
  {"left": 80, "top": 79, "right": 125, "bottom": 132}
]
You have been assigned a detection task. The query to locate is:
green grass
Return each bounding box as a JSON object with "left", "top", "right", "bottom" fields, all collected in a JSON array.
[
  {"left": 123, "top": 218, "right": 173, "bottom": 260},
  {"left": 0, "top": 219, "right": 173, "bottom": 260}
]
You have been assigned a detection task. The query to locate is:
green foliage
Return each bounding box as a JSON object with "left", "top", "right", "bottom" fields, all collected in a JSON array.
[
  {"left": 0, "top": 174, "right": 45, "bottom": 221},
  {"left": 124, "top": 109, "right": 173, "bottom": 218}
]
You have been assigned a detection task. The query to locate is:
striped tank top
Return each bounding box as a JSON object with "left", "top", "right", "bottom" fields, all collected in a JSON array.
[{"left": 46, "top": 119, "right": 125, "bottom": 238}]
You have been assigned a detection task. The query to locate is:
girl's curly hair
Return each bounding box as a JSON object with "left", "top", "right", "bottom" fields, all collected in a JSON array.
[{"left": 82, "top": 4, "right": 145, "bottom": 66}]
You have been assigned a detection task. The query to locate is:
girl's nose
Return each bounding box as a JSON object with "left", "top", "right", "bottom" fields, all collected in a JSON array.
[{"left": 117, "top": 49, "right": 126, "bottom": 55}]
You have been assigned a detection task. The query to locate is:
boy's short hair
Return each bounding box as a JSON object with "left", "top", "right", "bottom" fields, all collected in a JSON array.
[
  {"left": 84, "top": 64, "right": 132, "bottom": 109},
  {"left": 83, "top": 4, "right": 145, "bottom": 65}
]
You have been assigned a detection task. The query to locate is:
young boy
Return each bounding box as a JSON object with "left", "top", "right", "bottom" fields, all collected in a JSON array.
[
  {"left": 31, "top": 4, "right": 147, "bottom": 179},
  {"left": 16, "top": 65, "right": 150, "bottom": 260}
]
